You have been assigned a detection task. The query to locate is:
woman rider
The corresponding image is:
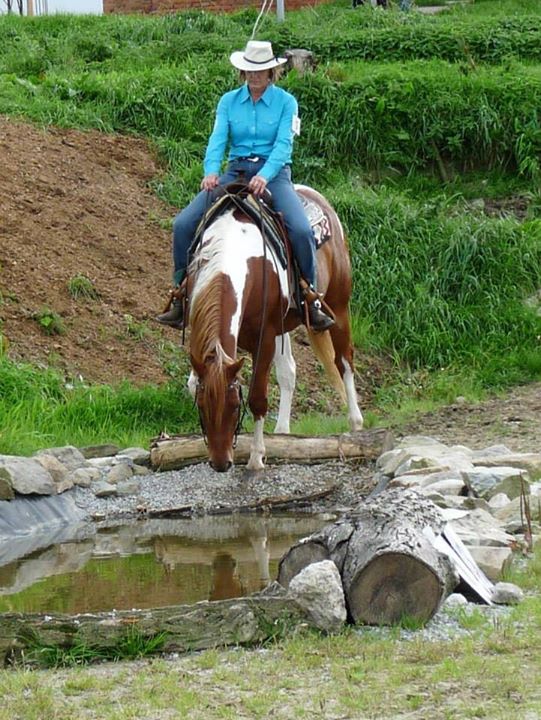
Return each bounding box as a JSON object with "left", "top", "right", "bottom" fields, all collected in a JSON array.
[{"left": 156, "top": 40, "right": 334, "bottom": 332}]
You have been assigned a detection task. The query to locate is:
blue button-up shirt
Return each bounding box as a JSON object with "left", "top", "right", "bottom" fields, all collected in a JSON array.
[{"left": 203, "top": 83, "right": 298, "bottom": 183}]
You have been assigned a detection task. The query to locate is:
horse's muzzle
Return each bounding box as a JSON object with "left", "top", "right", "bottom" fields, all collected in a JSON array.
[{"left": 210, "top": 459, "right": 233, "bottom": 473}]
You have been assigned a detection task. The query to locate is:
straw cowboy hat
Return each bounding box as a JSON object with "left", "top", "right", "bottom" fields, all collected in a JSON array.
[{"left": 230, "top": 40, "right": 287, "bottom": 72}]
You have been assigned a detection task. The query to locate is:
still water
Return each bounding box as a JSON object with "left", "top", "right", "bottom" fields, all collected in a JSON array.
[{"left": 0, "top": 514, "right": 332, "bottom": 614}]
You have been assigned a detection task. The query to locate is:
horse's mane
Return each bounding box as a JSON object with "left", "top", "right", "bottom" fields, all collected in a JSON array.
[{"left": 190, "top": 271, "right": 237, "bottom": 422}]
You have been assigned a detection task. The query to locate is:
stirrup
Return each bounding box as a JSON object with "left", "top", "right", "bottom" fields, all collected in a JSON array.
[{"left": 306, "top": 298, "right": 335, "bottom": 332}]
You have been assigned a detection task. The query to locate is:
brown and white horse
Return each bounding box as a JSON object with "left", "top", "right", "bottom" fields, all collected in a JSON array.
[{"left": 187, "top": 185, "right": 363, "bottom": 472}]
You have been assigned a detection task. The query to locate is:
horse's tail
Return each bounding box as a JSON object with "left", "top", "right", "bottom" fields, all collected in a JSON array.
[{"left": 306, "top": 330, "right": 347, "bottom": 404}]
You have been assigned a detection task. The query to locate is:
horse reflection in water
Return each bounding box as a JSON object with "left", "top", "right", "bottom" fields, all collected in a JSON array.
[{"left": 187, "top": 185, "right": 363, "bottom": 472}]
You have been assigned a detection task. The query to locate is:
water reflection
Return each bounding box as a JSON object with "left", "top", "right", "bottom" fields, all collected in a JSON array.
[{"left": 0, "top": 514, "right": 332, "bottom": 614}]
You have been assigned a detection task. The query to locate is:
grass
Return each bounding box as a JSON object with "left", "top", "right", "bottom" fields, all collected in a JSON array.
[
  {"left": 0, "top": 356, "right": 198, "bottom": 455},
  {"left": 0, "top": 544, "right": 540, "bottom": 717}
]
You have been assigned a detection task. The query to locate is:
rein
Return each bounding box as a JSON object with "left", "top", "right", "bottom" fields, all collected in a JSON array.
[{"left": 195, "top": 377, "right": 246, "bottom": 448}]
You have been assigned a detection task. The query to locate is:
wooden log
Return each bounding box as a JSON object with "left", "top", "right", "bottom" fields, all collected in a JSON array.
[
  {"left": 278, "top": 489, "right": 459, "bottom": 626},
  {"left": 150, "top": 429, "right": 394, "bottom": 471},
  {"left": 0, "top": 596, "right": 310, "bottom": 667}
]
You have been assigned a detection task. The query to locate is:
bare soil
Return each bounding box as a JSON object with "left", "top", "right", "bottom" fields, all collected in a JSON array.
[{"left": 0, "top": 115, "right": 539, "bottom": 453}]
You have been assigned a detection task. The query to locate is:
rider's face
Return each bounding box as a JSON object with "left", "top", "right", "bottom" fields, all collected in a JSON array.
[{"left": 245, "top": 69, "right": 271, "bottom": 93}]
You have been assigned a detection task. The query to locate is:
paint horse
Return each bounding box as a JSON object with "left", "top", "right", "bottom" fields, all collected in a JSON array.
[{"left": 187, "top": 185, "right": 363, "bottom": 472}]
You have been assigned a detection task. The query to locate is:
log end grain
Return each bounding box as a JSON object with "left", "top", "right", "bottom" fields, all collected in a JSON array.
[{"left": 347, "top": 553, "right": 443, "bottom": 626}]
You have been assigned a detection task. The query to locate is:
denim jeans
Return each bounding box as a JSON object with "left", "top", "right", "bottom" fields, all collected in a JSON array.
[{"left": 171, "top": 158, "right": 316, "bottom": 287}]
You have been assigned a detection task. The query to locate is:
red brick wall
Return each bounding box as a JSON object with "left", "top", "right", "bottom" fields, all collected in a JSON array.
[{"left": 104, "top": 0, "right": 332, "bottom": 14}]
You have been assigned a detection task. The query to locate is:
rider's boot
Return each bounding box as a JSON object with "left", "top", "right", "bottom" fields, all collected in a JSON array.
[
  {"left": 300, "top": 279, "right": 335, "bottom": 332},
  {"left": 156, "top": 275, "right": 186, "bottom": 329}
]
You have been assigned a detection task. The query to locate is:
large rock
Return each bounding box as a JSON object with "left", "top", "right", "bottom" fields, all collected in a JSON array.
[
  {"left": 467, "top": 546, "right": 513, "bottom": 581},
  {"left": 471, "top": 452, "right": 541, "bottom": 481},
  {"left": 34, "top": 454, "right": 73, "bottom": 494},
  {"left": 0, "top": 455, "right": 55, "bottom": 495},
  {"left": 464, "top": 466, "right": 530, "bottom": 500},
  {"left": 447, "top": 508, "right": 515, "bottom": 547},
  {"left": 287, "top": 560, "right": 346, "bottom": 633},
  {"left": 34, "top": 445, "right": 87, "bottom": 472},
  {"left": 493, "top": 495, "right": 541, "bottom": 533},
  {"left": 0, "top": 467, "right": 15, "bottom": 501}
]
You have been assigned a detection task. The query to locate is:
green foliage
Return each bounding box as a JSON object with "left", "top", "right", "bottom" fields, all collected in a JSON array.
[
  {"left": 67, "top": 273, "right": 100, "bottom": 300},
  {"left": 33, "top": 307, "right": 65, "bottom": 336},
  {"left": 0, "top": 357, "right": 197, "bottom": 455},
  {"left": 24, "top": 629, "right": 169, "bottom": 668}
]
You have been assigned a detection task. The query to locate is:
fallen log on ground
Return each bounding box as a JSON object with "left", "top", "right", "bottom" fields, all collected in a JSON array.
[
  {"left": 150, "top": 429, "right": 394, "bottom": 471},
  {"left": 278, "top": 488, "right": 462, "bottom": 626},
  {"left": 0, "top": 596, "right": 310, "bottom": 666}
]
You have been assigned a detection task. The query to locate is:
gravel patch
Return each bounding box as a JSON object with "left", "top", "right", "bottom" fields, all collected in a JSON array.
[{"left": 73, "top": 460, "right": 376, "bottom": 521}]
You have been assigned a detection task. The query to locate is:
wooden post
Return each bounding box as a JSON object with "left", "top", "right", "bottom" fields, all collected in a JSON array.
[{"left": 27, "top": 0, "right": 34, "bottom": 15}]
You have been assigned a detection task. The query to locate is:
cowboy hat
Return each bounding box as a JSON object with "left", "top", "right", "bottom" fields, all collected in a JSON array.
[{"left": 230, "top": 40, "right": 287, "bottom": 72}]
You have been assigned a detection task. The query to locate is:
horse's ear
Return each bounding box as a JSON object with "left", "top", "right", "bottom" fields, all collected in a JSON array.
[
  {"left": 226, "top": 357, "right": 245, "bottom": 381},
  {"left": 190, "top": 354, "right": 206, "bottom": 379}
]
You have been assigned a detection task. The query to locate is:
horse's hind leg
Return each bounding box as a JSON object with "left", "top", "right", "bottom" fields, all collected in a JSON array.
[
  {"left": 329, "top": 309, "right": 364, "bottom": 431},
  {"left": 273, "top": 333, "right": 296, "bottom": 434}
]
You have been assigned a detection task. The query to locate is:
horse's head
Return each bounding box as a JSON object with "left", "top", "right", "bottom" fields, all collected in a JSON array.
[{"left": 191, "top": 352, "right": 245, "bottom": 472}]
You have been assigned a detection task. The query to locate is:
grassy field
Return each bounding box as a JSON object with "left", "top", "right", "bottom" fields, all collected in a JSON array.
[{"left": 0, "top": 0, "right": 540, "bottom": 452}]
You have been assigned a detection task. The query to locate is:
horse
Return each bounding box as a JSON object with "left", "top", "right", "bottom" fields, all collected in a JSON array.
[{"left": 186, "top": 184, "right": 363, "bottom": 472}]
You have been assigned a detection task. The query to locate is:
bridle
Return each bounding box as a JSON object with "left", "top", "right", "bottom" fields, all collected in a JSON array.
[{"left": 195, "top": 377, "right": 247, "bottom": 449}]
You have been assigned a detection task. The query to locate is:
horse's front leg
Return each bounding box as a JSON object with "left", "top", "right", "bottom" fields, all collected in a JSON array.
[
  {"left": 246, "top": 344, "right": 274, "bottom": 471},
  {"left": 273, "top": 333, "right": 296, "bottom": 434}
]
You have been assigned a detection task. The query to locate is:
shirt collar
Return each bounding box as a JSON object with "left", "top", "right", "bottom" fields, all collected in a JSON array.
[{"left": 239, "top": 82, "right": 274, "bottom": 105}]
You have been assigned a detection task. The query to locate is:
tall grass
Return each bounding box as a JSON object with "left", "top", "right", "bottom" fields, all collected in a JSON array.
[
  {"left": 0, "top": 358, "right": 197, "bottom": 455},
  {"left": 333, "top": 184, "right": 541, "bottom": 371}
]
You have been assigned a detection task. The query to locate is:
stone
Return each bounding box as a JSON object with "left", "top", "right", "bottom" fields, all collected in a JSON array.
[
  {"left": 116, "top": 479, "right": 140, "bottom": 496},
  {"left": 444, "top": 593, "right": 468, "bottom": 607},
  {"left": 34, "top": 454, "right": 74, "bottom": 494},
  {"left": 69, "top": 467, "right": 101, "bottom": 488},
  {"left": 488, "top": 492, "right": 511, "bottom": 511},
  {"left": 133, "top": 464, "right": 152, "bottom": 476},
  {"left": 93, "top": 481, "right": 117, "bottom": 498},
  {"left": 471, "top": 453, "right": 541, "bottom": 481},
  {"left": 0, "top": 468, "right": 15, "bottom": 501},
  {"left": 448, "top": 508, "right": 515, "bottom": 547},
  {"left": 492, "top": 581, "right": 524, "bottom": 605},
  {"left": 0, "top": 455, "right": 55, "bottom": 495},
  {"left": 493, "top": 495, "right": 541, "bottom": 533},
  {"left": 79, "top": 444, "right": 120, "bottom": 459},
  {"left": 464, "top": 466, "right": 530, "bottom": 500},
  {"left": 467, "top": 545, "right": 513, "bottom": 581},
  {"left": 419, "top": 477, "right": 466, "bottom": 496},
  {"left": 287, "top": 560, "right": 346, "bottom": 633},
  {"left": 34, "top": 445, "right": 87, "bottom": 472},
  {"left": 118, "top": 447, "right": 150, "bottom": 466},
  {"left": 105, "top": 463, "right": 134, "bottom": 484}
]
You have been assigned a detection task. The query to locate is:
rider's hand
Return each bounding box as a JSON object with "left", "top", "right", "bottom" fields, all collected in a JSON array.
[
  {"left": 201, "top": 174, "right": 219, "bottom": 191},
  {"left": 248, "top": 174, "right": 268, "bottom": 197}
]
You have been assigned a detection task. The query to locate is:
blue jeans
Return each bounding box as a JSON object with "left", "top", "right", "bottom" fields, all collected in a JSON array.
[{"left": 172, "top": 158, "right": 316, "bottom": 287}]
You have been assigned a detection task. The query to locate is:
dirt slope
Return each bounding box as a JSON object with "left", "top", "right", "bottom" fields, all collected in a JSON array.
[{"left": 0, "top": 115, "right": 173, "bottom": 385}]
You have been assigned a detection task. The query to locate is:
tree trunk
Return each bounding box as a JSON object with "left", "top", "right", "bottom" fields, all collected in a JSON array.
[
  {"left": 0, "top": 596, "right": 310, "bottom": 666},
  {"left": 150, "top": 429, "right": 393, "bottom": 471},
  {"left": 278, "top": 489, "right": 459, "bottom": 626}
]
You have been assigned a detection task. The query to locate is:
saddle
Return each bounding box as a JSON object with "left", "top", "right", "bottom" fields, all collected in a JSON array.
[{"left": 190, "top": 181, "right": 332, "bottom": 270}]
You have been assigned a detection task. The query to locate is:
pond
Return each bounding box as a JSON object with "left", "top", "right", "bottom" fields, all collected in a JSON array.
[{"left": 0, "top": 513, "right": 333, "bottom": 614}]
